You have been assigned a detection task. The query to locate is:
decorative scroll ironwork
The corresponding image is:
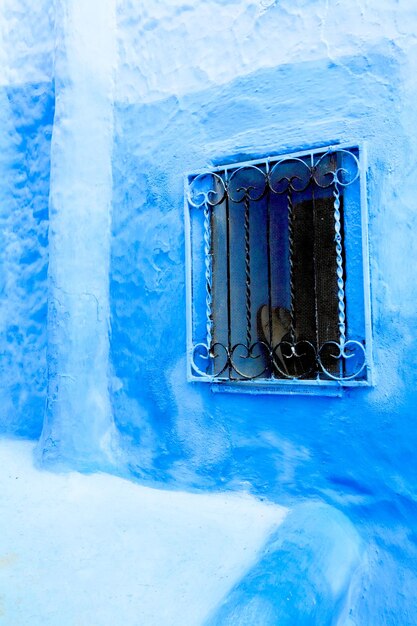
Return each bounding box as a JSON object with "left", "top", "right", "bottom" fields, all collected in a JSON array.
[{"left": 187, "top": 147, "right": 368, "bottom": 384}]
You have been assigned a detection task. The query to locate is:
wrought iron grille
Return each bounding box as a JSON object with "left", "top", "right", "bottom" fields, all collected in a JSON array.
[{"left": 185, "top": 145, "right": 371, "bottom": 386}]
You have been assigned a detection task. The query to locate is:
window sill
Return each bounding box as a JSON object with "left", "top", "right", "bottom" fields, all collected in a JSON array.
[{"left": 188, "top": 375, "right": 372, "bottom": 397}]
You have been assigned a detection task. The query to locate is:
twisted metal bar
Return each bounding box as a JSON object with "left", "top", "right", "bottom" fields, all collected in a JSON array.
[
  {"left": 189, "top": 147, "right": 368, "bottom": 383},
  {"left": 203, "top": 203, "right": 213, "bottom": 352},
  {"left": 333, "top": 183, "right": 346, "bottom": 347},
  {"left": 244, "top": 195, "right": 252, "bottom": 347},
  {"left": 265, "top": 165, "right": 273, "bottom": 350},
  {"left": 287, "top": 189, "right": 296, "bottom": 345}
]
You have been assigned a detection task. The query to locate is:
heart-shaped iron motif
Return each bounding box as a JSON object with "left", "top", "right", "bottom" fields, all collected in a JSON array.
[
  {"left": 230, "top": 341, "right": 270, "bottom": 380},
  {"left": 210, "top": 342, "right": 230, "bottom": 378},
  {"left": 190, "top": 342, "right": 212, "bottom": 377},
  {"left": 272, "top": 340, "right": 317, "bottom": 379},
  {"left": 191, "top": 342, "right": 230, "bottom": 378},
  {"left": 318, "top": 340, "right": 366, "bottom": 381}
]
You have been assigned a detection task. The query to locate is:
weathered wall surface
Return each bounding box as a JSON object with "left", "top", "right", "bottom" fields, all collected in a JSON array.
[
  {"left": 0, "top": 0, "right": 54, "bottom": 437},
  {"left": 39, "top": 0, "right": 121, "bottom": 471},
  {"left": 1, "top": 0, "right": 417, "bottom": 623},
  {"left": 110, "top": 0, "right": 417, "bottom": 623}
]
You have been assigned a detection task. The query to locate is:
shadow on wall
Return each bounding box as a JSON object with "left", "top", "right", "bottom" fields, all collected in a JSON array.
[
  {"left": 0, "top": 81, "right": 54, "bottom": 438},
  {"left": 204, "top": 501, "right": 363, "bottom": 626},
  {"left": 109, "top": 45, "right": 403, "bottom": 495}
]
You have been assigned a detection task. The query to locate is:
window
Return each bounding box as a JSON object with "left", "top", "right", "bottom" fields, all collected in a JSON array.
[{"left": 185, "top": 145, "right": 372, "bottom": 391}]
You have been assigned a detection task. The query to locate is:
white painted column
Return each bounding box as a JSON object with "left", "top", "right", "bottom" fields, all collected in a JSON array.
[{"left": 39, "top": 0, "right": 119, "bottom": 468}]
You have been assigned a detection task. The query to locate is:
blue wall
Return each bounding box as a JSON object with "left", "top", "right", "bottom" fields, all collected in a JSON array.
[
  {"left": 1, "top": 15, "right": 415, "bottom": 622},
  {"left": 110, "top": 47, "right": 417, "bottom": 621},
  {"left": 1, "top": 0, "right": 416, "bottom": 622},
  {"left": 0, "top": 81, "right": 54, "bottom": 438}
]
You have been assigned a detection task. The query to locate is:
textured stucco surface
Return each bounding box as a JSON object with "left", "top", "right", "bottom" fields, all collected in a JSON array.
[
  {"left": 0, "top": 0, "right": 54, "bottom": 86},
  {"left": 115, "top": 0, "right": 417, "bottom": 103},
  {"left": 39, "top": 0, "right": 120, "bottom": 470},
  {"left": 1, "top": 0, "right": 417, "bottom": 623},
  {"left": 110, "top": 1, "right": 417, "bottom": 623},
  {"left": 0, "top": 439, "right": 288, "bottom": 626},
  {"left": 0, "top": 1, "right": 54, "bottom": 437}
]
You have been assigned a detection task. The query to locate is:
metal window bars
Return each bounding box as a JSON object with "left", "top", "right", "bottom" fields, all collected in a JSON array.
[{"left": 186, "top": 146, "right": 371, "bottom": 385}]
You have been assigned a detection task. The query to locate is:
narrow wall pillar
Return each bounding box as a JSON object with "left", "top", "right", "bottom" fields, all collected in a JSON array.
[{"left": 39, "top": 0, "right": 119, "bottom": 469}]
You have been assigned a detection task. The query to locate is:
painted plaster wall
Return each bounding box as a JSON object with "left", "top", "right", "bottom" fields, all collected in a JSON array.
[
  {"left": 1, "top": 0, "right": 417, "bottom": 623},
  {"left": 39, "top": 0, "right": 121, "bottom": 471},
  {"left": 109, "top": 0, "right": 417, "bottom": 622},
  {"left": 0, "top": 440, "right": 289, "bottom": 626},
  {"left": 0, "top": 0, "right": 54, "bottom": 437}
]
